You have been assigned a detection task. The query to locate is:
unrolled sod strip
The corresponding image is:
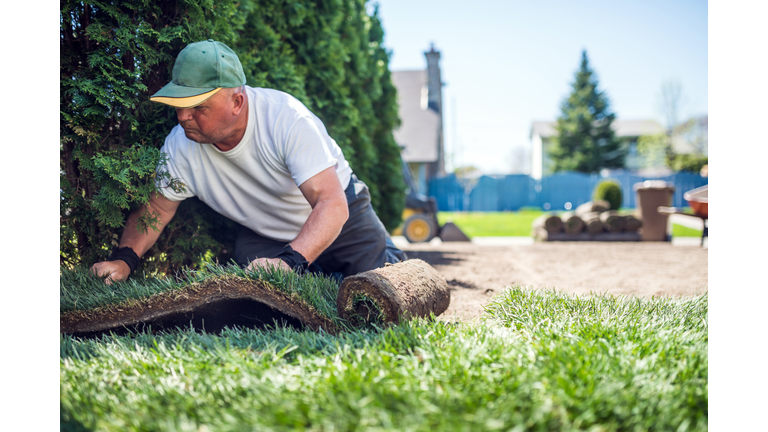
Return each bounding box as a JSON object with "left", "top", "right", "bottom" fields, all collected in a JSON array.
[
  {"left": 337, "top": 259, "right": 450, "bottom": 325},
  {"left": 60, "top": 276, "right": 340, "bottom": 335},
  {"left": 61, "top": 260, "right": 451, "bottom": 335}
]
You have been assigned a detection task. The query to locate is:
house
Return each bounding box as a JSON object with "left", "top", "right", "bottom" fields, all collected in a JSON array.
[
  {"left": 391, "top": 44, "right": 445, "bottom": 194},
  {"left": 529, "top": 120, "right": 665, "bottom": 179}
]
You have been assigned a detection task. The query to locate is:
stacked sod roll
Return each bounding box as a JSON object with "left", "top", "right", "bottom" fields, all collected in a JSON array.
[
  {"left": 531, "top": 213, "right": 564, "bottom": 240},
  {"left": 532, "top": 200, "right": 644, "bottom": 240}
]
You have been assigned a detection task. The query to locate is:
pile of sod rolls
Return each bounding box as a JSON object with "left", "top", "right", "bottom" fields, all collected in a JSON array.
[
  {"left": 532, "top": 200, "right": 643, "bottom": 241},
  {"left": 60, "top": 259, "right": 450, "bottom": 337}
]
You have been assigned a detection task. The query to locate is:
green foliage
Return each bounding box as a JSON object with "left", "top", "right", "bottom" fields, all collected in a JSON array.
[
  {"left": 636, "top": 133, "right": 670, "bottom": 169},
  {"left": 551, "top": 51, "right": 626, "bottom": 173},
  {"left": 594, "top": 180, "right": 623, "bottom": 210},
  {"left": 87, "top": 145, "right": 185, "bottom": 232},
  {"left": 669, "top": 153, "right": 708, "bottom": 173},
  {"left": 61, "top": 0, "right": 405, "bottom": 274},
  {"left": 61, "top": 288, "right": 707, "bottom": 431},
  {"left": 636, "top": 133, "right": 708, "bottom": 173}
]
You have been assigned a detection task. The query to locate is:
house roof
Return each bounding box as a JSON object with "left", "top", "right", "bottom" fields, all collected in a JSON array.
[
  {"left": 391, "top": 70, "right": 440, "bottom": 163},
  {"left": 530, "top": 120, "right": 664, "bottom": 139}
]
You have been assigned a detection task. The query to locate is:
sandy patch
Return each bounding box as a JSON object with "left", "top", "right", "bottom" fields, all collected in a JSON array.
[{"left": 398, "top": 241, "right": 708, "bottom": 322}]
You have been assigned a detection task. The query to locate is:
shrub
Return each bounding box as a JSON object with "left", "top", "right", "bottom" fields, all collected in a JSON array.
[
  {"left": 60, "top": 0, "right": 404, "bottom": 273},
  {"left": 594, "top": 180, "right": 623, "bottom": 210}
]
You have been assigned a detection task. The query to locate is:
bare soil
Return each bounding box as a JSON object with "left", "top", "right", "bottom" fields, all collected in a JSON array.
[{"left": 400, "top": 241, "right": 708, "bottom": 322}]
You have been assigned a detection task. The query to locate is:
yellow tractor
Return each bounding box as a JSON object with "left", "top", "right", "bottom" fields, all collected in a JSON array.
[{"left": 397, "top": 161, "right": 470, "bottom": 243}]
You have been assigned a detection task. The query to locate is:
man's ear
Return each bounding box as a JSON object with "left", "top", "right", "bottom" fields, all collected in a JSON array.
[{"left": 232, "top": 89, "right": 246, "bottom": 115}]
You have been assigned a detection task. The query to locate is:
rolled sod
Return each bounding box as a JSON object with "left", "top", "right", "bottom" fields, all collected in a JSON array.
[
  {"left": 337, "top": 259, "right": 450, "bottom": 325},
  {"left": 624, "top": 214, "right": 643, "bottom": 232},
  {"left": 561, "top": 212, "right": 585, "bottom": 235},
  {"left": 600, "top": 211, "right": 626, "bottom": 233},
  {"left": 531, "top": 213, "right": 562, "bottom": 233},
  {"left": 581, "top": 211, "right": 606, "bottom": 235},
  {"left": 575, "top": 200, "right": 610, "bottom": 216}
]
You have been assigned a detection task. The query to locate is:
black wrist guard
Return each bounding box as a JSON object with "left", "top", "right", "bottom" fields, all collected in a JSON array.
[
  {"left": 275, "top": 245, "right": 310, "bottom": 273},
  {"left": 106, "top": 247, "right": 140, "bottom": 275}
]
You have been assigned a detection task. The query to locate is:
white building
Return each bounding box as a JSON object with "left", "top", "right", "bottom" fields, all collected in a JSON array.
[
  {"left": 391, "top": 45, "right": 445, "bottom": 194},
  {"left": 529, "top": 120, "right": 665, "bottom": 179}
]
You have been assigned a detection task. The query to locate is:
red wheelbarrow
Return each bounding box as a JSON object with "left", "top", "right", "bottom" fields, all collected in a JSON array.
[{"left": 658, "top": 185, "right": 708, "bottom": 246}]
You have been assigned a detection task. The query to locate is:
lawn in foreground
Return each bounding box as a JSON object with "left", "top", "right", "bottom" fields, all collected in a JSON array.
[{"left": 61, "top": 287, "right": 707, "bottom": 431}]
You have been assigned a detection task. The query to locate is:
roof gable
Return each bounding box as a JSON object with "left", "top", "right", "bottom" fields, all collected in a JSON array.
[{"left": 530, "top": 120, "right": 664, "bottom": 139}]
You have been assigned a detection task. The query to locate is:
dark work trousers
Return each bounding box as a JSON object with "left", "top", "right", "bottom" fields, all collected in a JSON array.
[{"left": 234, "top": 174, "right": 407, "bottom": 278}]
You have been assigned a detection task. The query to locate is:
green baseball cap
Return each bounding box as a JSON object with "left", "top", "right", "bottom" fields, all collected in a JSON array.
[{"left": 150, "top": 39, "right": 246, "bottom": 108}]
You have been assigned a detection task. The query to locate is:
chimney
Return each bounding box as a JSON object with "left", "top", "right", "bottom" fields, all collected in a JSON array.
[
  {"left": 424, "top": 43, "right": 442, "bottom": 114},
  {"left": 424, "top": 43, "right": 445, "bottom": 177}
]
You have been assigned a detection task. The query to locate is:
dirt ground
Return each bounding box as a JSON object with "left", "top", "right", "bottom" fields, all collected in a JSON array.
[{"left": 398, "top": 241, "right": 708, "bottom": 322}]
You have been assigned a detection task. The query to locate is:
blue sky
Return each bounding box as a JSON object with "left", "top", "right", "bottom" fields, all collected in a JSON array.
[{"left": 372, "top": 0, "right": 708, "bottom": 174}]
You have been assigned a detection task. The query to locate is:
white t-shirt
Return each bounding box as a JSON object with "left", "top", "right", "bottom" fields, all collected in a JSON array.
[{"left": 157, "top": 86, "right": 352, "bottom": 242}]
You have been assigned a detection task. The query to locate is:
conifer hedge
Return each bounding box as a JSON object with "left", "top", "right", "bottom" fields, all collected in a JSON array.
[{"left": 61, "top": 0, "right": 405, "bottom": 273}]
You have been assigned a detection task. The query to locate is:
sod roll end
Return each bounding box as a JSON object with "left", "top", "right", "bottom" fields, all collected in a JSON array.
[{"left": 337, "top": 259, "right": 450, "bottom": 325}]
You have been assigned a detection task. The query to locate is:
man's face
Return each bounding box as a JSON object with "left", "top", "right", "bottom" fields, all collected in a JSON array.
[{"left": 175, "top": 89, "right": 237, "bottom": 144}]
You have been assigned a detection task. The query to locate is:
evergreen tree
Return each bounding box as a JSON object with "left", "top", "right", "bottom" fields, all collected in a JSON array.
[{"left": 551, "top": 51, "right": 625, "bottom": 173}]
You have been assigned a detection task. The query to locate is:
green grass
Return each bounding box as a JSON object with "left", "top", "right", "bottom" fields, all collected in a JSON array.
[
  {"left": 437, "top": 210, "right": 705, "bottom": 239},
  {"left": 672, "top": 224, "right": 704, "bottom": 238},
  {"left": 437, "top": 210, "right": 545, "bottom": 237},
  {"left": 61, "top": 287, "right": 707, "bottom": 431}
]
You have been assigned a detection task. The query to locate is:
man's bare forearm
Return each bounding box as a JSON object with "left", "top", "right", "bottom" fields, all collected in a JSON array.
[
  {"left": 119, "top": 194, "right": 179, "bottom": 257},
  {"left": 289, "top": 195, "right": 348, "bottom": 263}
]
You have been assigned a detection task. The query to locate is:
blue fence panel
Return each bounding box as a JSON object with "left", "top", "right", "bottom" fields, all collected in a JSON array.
[
  {"left": 427, "top": 171, "right": 708, "bottom": 211},
  {"left": 670, "top": 172, "right": 708, "bottom": 207},
  {"left": 498, "top": 175, "right": 537, "bottom": 211},
  {"left": 468, "top": 176, "right": 500, "bottom": 211},
  {"left": 609, "top": 171, "right": 709, "bottom": 208},
  {"left": 428, "top": 174, "right": 466, "bottom": 211},
  {"left": 539, "top": 172, "right": 600, "bottom": 211}
]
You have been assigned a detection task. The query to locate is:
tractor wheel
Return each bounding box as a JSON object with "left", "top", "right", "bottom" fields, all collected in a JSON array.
[{"left": 403, "top": 214, "right": 437, "bottom": 243}]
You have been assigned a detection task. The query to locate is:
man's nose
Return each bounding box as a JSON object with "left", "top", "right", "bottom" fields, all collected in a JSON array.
[{"left": 176, "top": 108, "right": 193, "bottom": 123}]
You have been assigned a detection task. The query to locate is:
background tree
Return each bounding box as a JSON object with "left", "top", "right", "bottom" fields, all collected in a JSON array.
[
  {"left": 658, "top": 80, "right": 686, "bottom": 136},
  {"left": 550, "top": 50, "right": 625, "bottom": 173},
  {"left": 61, "top": 0, "right": 404, "bottom": 274},
  {"left": 638, "top": 79, "right": 707, "bottom": 172}
]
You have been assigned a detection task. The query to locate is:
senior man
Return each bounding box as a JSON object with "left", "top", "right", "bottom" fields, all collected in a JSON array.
[{"left": 91, "top": 39, "right": 405, "bottom": 284}]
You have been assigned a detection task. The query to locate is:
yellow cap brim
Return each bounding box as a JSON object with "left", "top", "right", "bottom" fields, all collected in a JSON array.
[{"left": 150, "top": 88, "right": 222, "bottom": 108}]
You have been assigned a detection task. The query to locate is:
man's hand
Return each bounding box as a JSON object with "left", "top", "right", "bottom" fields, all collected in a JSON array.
[
  {"left": 91, "top": 192, "right": 181, "bottom": 285},
  {"left": 90, "top": 260, "right": 131, "bottom": 285},
  {"left": 247, "top": 257, "right": 292, "bottom": 273}
]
